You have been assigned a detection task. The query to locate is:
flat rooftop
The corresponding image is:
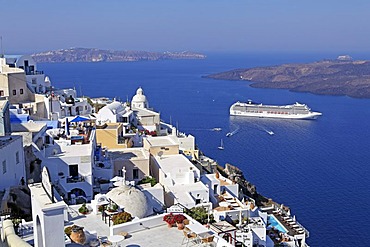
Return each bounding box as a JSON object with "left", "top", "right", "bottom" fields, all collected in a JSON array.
[
  {"left": 11, "top": 122, "right": 47, "bottom": 133},
  {"left": 156, "top": 154, "right": 196, "bottom": 175},
  {"left": 108, "top": 148, "right": 149, "bottom": 160},
  {"left": 67, "top": 209, "right": 185, "bottom": 247},
  {"left": 0, "top": 135, "right": 21, "bottom": 149},
  {"left": 145, "top": 136, "right": 177, "bottom": 147},
  {"left": 134, "top": 107, "right": 159, "bottom": 117}
]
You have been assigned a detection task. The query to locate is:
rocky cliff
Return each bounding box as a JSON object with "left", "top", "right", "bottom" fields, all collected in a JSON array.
[
  {"left": 32, "top": 48, "right": 206, "bottom": 63},
  {"left": 206, "top": 59, "right": 370, "bottom": 98}
]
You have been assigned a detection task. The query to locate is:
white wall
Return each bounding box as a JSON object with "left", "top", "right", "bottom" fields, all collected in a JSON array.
[{"left": 0, "top": 136, "right": 25, "bottom": 190}]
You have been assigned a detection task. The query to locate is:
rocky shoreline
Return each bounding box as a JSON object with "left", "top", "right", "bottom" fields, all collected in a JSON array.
[
  {"left": 205, "top": 58, "right": 370, "bottom": 99},
  {"left": 31, "top": 48, "right": 206, "bottom": 63}
]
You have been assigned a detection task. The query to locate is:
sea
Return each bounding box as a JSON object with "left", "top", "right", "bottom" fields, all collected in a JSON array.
[{"left": 39, "top": 52, "right": 370, "bottom": 247}]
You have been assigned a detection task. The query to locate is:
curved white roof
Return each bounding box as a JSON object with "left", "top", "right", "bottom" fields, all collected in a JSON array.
[
  {"left": 106, "top": 185, "right": 150, "bottom": 218},
  {"left": 132, "top": 87, "right": 148, "bottom": 107},
  {"left": 100, "top": 101, "right": 126, "bottom": 115}
]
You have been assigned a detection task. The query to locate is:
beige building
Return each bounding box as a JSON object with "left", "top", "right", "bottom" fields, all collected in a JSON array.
[
  {"left": 108, "top": 148, "right": 150, "bottom": 182},
  {"left": 0, "top": 58, "right": 35, "bottom": 105},
  {"left": 143, "top": 135, "right": 179, "bottom": 156},
  {"left": 96, "top": 123, "right": 133, "bottom": 149}
]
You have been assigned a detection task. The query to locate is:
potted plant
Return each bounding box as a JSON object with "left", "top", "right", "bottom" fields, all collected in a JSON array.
[
  {"left": 69, "top": 225, "right": 86, "bottom": 244},
  {"left": 98, "top": 205, "right": 106, "bottom": 213},
  {"left": 174, "top": 214, "right": 186, "bottom": 230},
  {"left": 163, "top": 213, "right": 176, "bottom": 228},
  {"left": 78, "top": 203, "right": 89, "bottom": 214},
  {"left": 107, "top": 203, "right": 118, "bottom": 212}
]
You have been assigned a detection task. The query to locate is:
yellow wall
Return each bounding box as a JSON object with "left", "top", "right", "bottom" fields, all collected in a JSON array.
[{"left": 96, "top": 123, "right": 132, "bottom": 149}]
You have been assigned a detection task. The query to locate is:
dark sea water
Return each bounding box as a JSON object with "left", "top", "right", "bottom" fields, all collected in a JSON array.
[{"left": 39, "top": 53, "right": 370, "bottom": 247}]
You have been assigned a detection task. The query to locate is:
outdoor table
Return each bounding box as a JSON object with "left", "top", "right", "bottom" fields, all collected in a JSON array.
[
  {"left": 104, "top": 211, "right": 119, "bottom": 227},
  {"left": 107, "top": 235, "right": 125, "bottom": 246}
]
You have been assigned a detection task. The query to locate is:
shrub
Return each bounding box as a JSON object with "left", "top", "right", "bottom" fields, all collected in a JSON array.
[
  {"left": 186, "top": 207, "right": 214, "bottom": 224},
  {"left": 112, "top": 212, "right": 132, "bottom": 225},
  {"left": 138, "top": 176, "right": 157, "bottom": 187},
  {"left": 78, "top": 203, "right": 89, "bottom": 214},
  {"left": 64, "top": 226, "right": 73, "bottom": 236},
  {"left": 107, "top": 203, "right": 118, "bottom": 212},
  {"left": 98, "top": 205, "right": 105, "bottom": 212}
]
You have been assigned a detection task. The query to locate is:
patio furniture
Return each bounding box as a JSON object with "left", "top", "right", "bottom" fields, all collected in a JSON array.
[
  {"left": 182, "top": 230, "right": 198, "bottom": 247},
  {"left": 108, "top": 235, "right": 125, "bottom": 247},
  {"left": 201, "top": 235, "right": 214, "bottom": 246}
]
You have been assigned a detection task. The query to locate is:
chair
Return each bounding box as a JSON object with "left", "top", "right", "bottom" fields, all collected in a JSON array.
[
  {"left": 182, "top": 230, "right": 198, "bottom": 247},
  {"left": 201, "top": 236, "right": 214, "bottom": 246}
]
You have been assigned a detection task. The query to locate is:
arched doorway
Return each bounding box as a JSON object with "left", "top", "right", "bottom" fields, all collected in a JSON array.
[{"left": 69, "top": 188, "right": 87, "bottom": 204}]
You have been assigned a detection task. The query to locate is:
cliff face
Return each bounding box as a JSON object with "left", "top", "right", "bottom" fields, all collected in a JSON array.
[
  {"left": 206, "top": 60, "right": 370, "bottom": 98},
  {"left": 31, "top": 48, "right": 206, "bottom": 63}
]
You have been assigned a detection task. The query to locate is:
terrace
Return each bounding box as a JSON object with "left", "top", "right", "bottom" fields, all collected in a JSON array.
[{"left": 61, "top": 207, "right": 232, "bottom": 247}]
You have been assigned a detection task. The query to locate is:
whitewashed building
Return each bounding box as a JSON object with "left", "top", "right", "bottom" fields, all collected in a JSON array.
[
  {"left": 96, "top": 101, "right": 134, "bottom": 127},
  {"left": 5, "top": 55, "right": 50, "bottom": 94},
  {"left": 0, "top": 135, "right": 26, "bottom": 190}
]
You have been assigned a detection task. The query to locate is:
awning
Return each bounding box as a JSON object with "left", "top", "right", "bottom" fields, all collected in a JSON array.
[{"left": 70, "top": 115, "right": 90, "bottom": 122}]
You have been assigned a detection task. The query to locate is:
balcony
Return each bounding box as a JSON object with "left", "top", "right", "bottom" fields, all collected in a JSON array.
[{"left": 67, "top": 176, "right": 85, "bottom": 183}]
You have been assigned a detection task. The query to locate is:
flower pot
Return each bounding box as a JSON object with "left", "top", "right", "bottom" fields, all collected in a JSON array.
[
  {"left": 167, "top": 223, "right": 173, "bottom": 228},
  {"left": 177, "top": 223, "right": 185, "bottom": 230},
  {"left": 70, "top": 226, "right": 86, "bottom": 244}
]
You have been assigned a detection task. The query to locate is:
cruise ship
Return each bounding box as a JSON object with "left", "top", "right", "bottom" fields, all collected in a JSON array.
[{"left": 230, "top": 100, "right": 322, "bottom": 120}]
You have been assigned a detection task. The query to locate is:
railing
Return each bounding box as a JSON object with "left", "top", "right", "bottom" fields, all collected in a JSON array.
[
  {"left": 26, "top": 70, "right": 44, "bottom": 75},
  {"left": 66, "top": 176, "right": 85, "bottom": 183}
]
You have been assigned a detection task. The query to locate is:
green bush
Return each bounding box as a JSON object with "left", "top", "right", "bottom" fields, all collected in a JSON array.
[
  {"left": 186, "top": 207, "right": 214, "bottom": 225},
  {"left": 112, "top": 212, "right": 132, "bottom": 225},
  {"left": 138, "top": 176, "right": 157, "bottom": 187},
  {"left": 78, "top": 203, "right": 89, "bottom": 214},
  {"left": 64, "top": 226, "right": 73, "bottom": 236}
]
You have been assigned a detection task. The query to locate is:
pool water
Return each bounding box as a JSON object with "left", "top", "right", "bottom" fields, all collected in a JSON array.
[{"left": 268, "top": 215, "right": 288, "bottom": 233}]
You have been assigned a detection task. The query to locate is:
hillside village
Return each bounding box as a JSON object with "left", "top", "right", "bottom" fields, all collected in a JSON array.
[{"left": 0, "top": 55, "right": 309, "bottom": 247}]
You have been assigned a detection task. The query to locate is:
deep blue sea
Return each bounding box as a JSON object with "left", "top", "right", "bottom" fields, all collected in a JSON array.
[{"left": 39, "top": 52, "right": 370, "bottom": 247}]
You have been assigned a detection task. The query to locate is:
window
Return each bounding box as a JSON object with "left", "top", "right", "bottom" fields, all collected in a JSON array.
[
  {"left": 133, "top": 168, "right": 139, "bottom": 179},
  {"left": 0, "top": 90, "right": 3, "bottom": 96},
  {"left": 69, "top": 164, "right": 79, "bottom": 177},
  {"left": 12, "top": 90, "right": 16, "bottom": 95},
  {"left": 2, "top": 160, "right": 6, "bottom": 174},
  {"left": 16, "top": 152, "right": 20, "bottom": 164},
  {"left": 20, "top": 89, "right": 24, "bottom": 94}
]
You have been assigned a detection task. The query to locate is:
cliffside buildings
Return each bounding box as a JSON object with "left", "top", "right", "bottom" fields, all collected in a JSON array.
[{"left": 0, "top": 55, "right": 309, "bottom": 247}]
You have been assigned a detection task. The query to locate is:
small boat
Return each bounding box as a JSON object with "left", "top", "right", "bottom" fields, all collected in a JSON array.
[
  {"left": 212, "top": 128, "right": 222, "bottom": 131},
  {"left": 267, "top": 131, "right": 274, "bottom": 135},
  {"left": 226, "top": 132, "right": 232, "bottom": 137},
  {"left": 218, "top": 139, "right": 224, "bottom": 150}
]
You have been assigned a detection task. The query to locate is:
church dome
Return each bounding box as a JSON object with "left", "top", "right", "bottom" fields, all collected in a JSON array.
[
  {"left": 131, "top": 87, "right": 148, "bottom": 108},
  {"left": 106, "top": 185, "right": 150, "bottom": 218}
]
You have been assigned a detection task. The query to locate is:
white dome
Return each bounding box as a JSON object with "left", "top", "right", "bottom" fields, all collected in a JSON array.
[
  {"left": 131, "top": 87, "right": 148, "bottom": 108},
  {"left": 106, "top": 185, "right": 150, "bottom": 218},
  {"left": 100, "top": 101, "right": 126, "bottom": 115}
]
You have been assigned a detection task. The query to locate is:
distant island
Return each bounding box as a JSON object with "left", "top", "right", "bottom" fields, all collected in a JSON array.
[
  {"left": 206, "top": 56, "right": 370, "bottom": 98},
  {"left": 31, "top": 48, "right": 206, "bottom": 63}
]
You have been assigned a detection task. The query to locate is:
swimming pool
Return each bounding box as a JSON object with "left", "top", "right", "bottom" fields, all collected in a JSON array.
[{"left": 267, "top": 215, "right": 288, "bottom": 233}]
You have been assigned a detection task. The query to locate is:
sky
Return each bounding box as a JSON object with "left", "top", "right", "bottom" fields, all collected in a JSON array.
[{"left": 1, "top": 0, "right": 370, "bottom": 54}]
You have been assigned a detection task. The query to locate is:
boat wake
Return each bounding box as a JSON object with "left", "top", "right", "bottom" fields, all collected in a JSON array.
[{"left": 226, "top": 127, "right": 239, "bottom": 137}]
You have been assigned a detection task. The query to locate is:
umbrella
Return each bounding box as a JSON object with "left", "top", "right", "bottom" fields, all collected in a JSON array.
[
  {"left": 65, "top": 118, "right": 70, "bottom": 136},
  {"left": 70, "top": 115, "right": 90, "bottom": 123}
]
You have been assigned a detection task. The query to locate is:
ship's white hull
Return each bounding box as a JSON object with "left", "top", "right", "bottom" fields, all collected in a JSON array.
[{"left": 230, "top": 110, "right": 322, "bottom": 119}]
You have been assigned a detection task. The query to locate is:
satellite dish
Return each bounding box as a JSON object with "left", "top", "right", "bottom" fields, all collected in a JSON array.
[{"left": 158, "top": 151, "right": 164, "bottom": 159}]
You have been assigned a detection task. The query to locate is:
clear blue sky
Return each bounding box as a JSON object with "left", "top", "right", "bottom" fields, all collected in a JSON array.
[{"left": 1, "top": 0, "right": 370, "bottom": 54}]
